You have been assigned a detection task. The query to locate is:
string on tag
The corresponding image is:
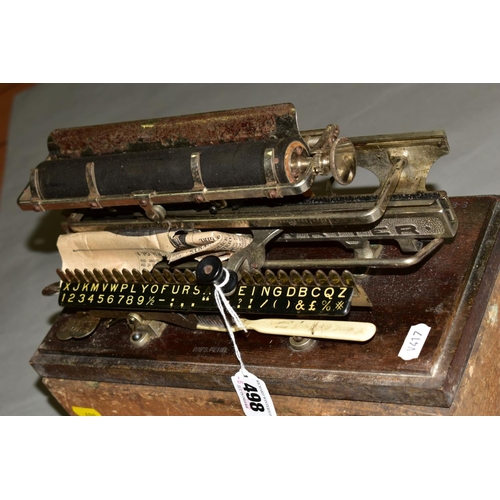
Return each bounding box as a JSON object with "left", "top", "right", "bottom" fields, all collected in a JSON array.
[{"left": 213, "top": 268, "right": 249, "bottom": 377}]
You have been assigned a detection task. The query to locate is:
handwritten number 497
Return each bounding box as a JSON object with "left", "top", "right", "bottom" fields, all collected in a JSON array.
[{"left": 244, "top": 383, "right": 265, "bottom": 412}]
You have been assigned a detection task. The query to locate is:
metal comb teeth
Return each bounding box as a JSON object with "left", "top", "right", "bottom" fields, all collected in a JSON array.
[
  {"left": 55, "top": 266, "right": 372, "bottom": 307},
  {"left": 57, "top": 267, "right": 358, "bottom": 288}
]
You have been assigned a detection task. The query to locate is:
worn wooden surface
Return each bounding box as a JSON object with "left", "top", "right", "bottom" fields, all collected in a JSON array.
[
  {"left": 444, "top": 269, "right": 500, "bottom": 415},
  {"left": 44, "top": 266, "right": 500, "bottom": 416},
  {"left": 43, "top": 268, "right": 500, "bottom": 415},
  {"left": 33, "top": 196, "right": 500, "bottom": 414}
]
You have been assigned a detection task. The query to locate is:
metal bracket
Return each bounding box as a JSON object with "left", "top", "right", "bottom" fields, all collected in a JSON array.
[
  {"left": 265, "top": 238, "right": 444, "bottom": 269},
  {"left": 85, "top": 162, "right": 103, "bottom": 209},
  {"left": 263, "top": 147, "right": 281, "bottom": 199},
  {"left": 226, "top": 228, "right": 283, "bottom": 274},
  {"left": 190, "top": 152, "right": 209, "bottom": 203},
  {"left": 127, "top": 312, "right": 166, "bottom": 347},
  {"left": 132, "top": 192, "right": 167, "bottom": 222},
  {"left": 27, "top": 168, "right": 45, "bottom": 212}
]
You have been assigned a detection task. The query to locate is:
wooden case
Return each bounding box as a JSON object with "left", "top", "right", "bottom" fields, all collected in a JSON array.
[{"left": 31, "top": 196, "right": 500, "bottom": 415}]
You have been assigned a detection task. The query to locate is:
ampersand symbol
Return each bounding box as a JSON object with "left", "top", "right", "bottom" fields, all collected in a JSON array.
[{"left": 296, "top": 300, "right": 305, "bottom": 311}]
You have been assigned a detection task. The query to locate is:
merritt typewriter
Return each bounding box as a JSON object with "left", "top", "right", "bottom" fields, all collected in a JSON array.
[{"left": 18, "top": 103, "right": 458, "bottom": 350}]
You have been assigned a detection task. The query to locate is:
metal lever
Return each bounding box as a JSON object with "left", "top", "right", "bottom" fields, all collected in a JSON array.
[
  {"left": 127, "top": 312, "right": 166, "bottom": 347},
  {"left": 226, "top": 228, "right": 282, "bottom": 274}
]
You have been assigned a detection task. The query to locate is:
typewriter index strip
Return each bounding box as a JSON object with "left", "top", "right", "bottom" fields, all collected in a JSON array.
[{"left": 58, "top": 281, "right": 354, "bottom": 317}]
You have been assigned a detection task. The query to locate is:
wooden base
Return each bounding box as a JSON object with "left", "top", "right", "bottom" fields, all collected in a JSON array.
[{"left": 32, "top": 196, "right": 500, "bottom": 415}]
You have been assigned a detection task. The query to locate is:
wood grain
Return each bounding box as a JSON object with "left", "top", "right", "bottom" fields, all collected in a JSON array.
[
  {"left": 31, "top": 197, "right": 500, "bottom": 413},
  {"left": 42, "top": 268, "right": 500, "bottom": 416}
]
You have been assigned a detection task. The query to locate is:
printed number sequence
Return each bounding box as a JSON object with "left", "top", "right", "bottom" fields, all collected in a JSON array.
[{"left": 59, "top": 282, "right": 353, "bottom": 316}]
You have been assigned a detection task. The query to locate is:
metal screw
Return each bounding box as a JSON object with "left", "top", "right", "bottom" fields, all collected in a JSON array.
[
  {"left": 132, "top": 333, "right": 142, "bottom": 341},
  {"left": 139, "top": 199, "right": 148, "bottom": 206}
]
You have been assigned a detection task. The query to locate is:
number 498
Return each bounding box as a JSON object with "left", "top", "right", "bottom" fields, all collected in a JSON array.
[{"left": 244, "top": 383, "right": 265, "bottom": 412}]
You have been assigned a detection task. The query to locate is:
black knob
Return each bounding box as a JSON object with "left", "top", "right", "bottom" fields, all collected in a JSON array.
[{"left": 196, "top": 256, "right": 238, "bottom": 296}]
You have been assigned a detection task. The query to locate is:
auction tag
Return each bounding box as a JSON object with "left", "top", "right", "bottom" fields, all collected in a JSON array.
[
  {"left": 231, "top": 369, "right": 277, "bottom": 417},
  {"left": 398, "top": 323, "right": 431, "bottom": 360}
]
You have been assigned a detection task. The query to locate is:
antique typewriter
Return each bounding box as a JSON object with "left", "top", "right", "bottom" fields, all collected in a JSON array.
[{"left": 18, "top": 103, "right": 458, "bottom": 351}]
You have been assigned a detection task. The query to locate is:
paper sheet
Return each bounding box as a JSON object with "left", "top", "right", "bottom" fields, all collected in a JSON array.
[
  {"left": 57, "top": 231, "right": 176, "bottom": 272},
  {"left": 57, "top": 230, "right": 253, "bottom": 272}
]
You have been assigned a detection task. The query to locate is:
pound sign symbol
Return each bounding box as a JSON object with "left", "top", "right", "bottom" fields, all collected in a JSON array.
[{"left": 308, "top": 301, "right": 317, "bottom": 312}]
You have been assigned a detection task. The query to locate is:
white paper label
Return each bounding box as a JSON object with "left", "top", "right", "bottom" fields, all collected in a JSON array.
[
  {"left": 231, "top": 369, "right": 277, "bottom": 416},
  {"left": 398, "top": 323, "right": 431, "bottom": 360}
]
